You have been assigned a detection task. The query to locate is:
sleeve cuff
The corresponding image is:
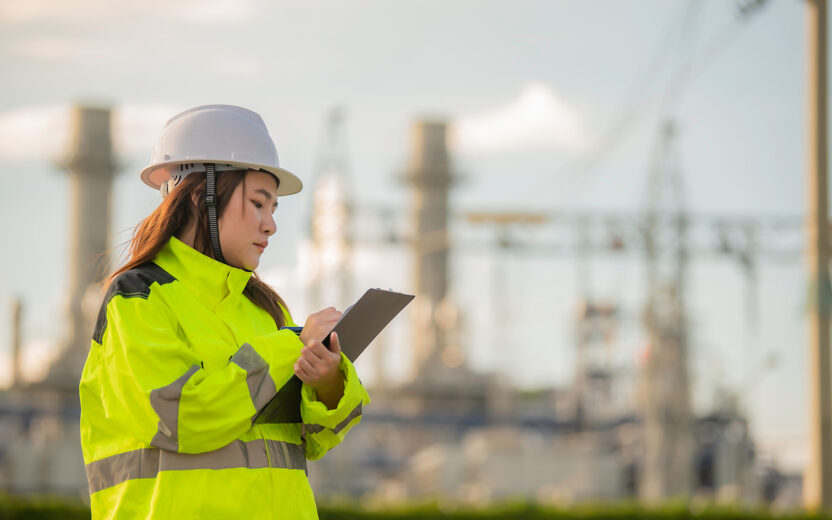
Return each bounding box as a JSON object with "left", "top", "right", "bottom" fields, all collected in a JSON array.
[{"left": 300, "top": 353, "right": 370, "bottom": 429}]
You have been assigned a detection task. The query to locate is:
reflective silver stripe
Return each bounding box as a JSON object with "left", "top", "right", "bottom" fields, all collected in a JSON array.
[
  {"left": 86, "top": 447, "right": 161, "bottom": 494},
  {"left": 149, "top": 365, "right": 199, "bottom": 451},
  {"left": 86, "top": 439, "right": 305, "bottom": 494},
  {"left": 231, "top": 343, "right": 278, "bottom": 418},
  {"left": 304, "top": 403, "right": 363, "bottom": 435},
  {"left": 266, "top": 439, "right": 306, "bottom": 472}
]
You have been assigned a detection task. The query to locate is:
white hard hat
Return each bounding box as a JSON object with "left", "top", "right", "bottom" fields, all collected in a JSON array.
[{"left": 139, "top": 105, "right": 303, "bottom": 197}]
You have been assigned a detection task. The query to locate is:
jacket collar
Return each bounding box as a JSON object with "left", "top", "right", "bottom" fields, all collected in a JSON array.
[{"left": 154, "top": 236, "right": 252, "bottom": 309}]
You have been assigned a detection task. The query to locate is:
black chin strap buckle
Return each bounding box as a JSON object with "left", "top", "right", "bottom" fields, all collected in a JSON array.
[{"left": 204, "top": 163, "right": 225, "bottom": 263}]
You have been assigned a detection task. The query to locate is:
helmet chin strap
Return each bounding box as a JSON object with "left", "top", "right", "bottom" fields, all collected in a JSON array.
[{"left": 204, "top": 163, "right": 225, "bottom": 263}]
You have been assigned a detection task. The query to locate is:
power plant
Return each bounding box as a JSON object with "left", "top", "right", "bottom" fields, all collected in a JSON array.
[
  {"left": 304, "top": 113, "right": 800, "bottom": 505},
  {"left": 0, "top": 104, "right": 802, "bottom": 507}
]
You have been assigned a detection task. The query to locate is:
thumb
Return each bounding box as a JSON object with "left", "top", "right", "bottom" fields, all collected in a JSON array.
[{"left": 329, "top": 332, "right": 342, "bottom": 355}]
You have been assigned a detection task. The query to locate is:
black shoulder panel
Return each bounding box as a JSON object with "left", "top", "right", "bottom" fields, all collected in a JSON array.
[{"left": 92, "top": 262, "right": 176, "bottom": 344}]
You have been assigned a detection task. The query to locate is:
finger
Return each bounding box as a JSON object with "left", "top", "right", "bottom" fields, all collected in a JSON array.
[
  {"left": 309, "top": 307, "right": 332, "bottom": 323},
  {"left": 302, "top": 342, "right": 327, "bottom": 363},
  {"left": 294, "top": 362, "right": 312, "bottom": 382},
  {"left": 298, "top": 357, "right": 318, "bottom": 378},
  {"left": 306, "top": 341, "right": 330, "bottom": 361},
  {"left": 329, "top": 332, "right": 341, "bottom": 355}
]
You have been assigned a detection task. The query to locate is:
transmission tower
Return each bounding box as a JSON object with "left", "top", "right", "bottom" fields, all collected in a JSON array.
[
  {"left": 640, "top": 118, "right": 694, "bottom": 501},
  {"left": 307, "top": 108, "right": 353, "bottom": 313}
]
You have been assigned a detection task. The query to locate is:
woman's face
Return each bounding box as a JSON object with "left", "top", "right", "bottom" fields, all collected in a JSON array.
[{"left": 218, "top": 170, "right": 279, "bottom": 270}]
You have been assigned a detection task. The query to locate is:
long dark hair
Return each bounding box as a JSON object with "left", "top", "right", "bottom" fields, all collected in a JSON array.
[{"left": 109, "top": 170, "right": 289, "bottom": 328}]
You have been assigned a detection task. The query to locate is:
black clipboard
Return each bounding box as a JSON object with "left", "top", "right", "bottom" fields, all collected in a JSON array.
[{"left": 253, "top": 288, "right": 414, "bottom": 424}]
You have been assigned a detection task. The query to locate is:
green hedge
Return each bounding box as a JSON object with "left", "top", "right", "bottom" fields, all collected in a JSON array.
[
  {"left": 0, "top": 494, "right": 89, "bottom": 520},
  {"left": 0, "top": 497, "right": 830, "bottom": 520},
  {"left": 317, "top": 502, "right": 831, "bottom": 520}
]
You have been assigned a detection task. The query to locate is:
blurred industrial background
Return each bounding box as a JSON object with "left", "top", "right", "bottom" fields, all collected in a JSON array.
[{"left": 0, "top": 0, "right": 823, "bottom": 513}]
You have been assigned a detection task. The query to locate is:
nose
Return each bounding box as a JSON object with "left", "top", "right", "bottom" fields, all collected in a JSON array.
[{"left": 263, "top": 213, "right": 276, "bottom": 236}]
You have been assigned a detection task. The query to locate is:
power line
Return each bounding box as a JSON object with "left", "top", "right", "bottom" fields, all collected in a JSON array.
[
  {"left": 513, "top": 0, "right": 770, "bottom": 210},
  {"left": 516, "top": 1, "right": 698, "bottom": 210}
]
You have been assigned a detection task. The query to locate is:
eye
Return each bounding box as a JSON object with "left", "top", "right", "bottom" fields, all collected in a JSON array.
[{"left": 251, "top": 200, "right": 264, "bottom": 209}]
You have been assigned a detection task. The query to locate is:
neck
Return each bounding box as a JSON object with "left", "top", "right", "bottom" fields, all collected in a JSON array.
[{"left": 176, "top": 221, "right": 197, "bottom": 249}]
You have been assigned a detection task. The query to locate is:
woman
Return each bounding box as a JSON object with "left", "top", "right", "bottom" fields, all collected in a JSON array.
[{"left": 79, "top": 105, "right": 369, "bottom": 519}]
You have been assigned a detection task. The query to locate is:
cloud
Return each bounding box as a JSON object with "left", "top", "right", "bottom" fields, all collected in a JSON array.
[
  {"left": 0, "top": 0, "right": 88, "bottom": 23},
  {"left": 0, "top": 0, "right": 132, "bottom": 23},
  {"left": 115, "top": 104, "right": 184, "bottom": 157},
  {"left": 169, "top": 0, "right": 259, "bottom": 25},
  {"left": 0, "top": 103, "right": 181, "bottom": 162},
  {"left": 453, "top": 82, "right": 589, "bottom": 155},
  {"left": 2, "top": 1, "right": 261, "bottom": 65},
  {"left": 0, "top": 105, "right": 69, "bottom": 161},
  {"left": 0, "top": 0, "right": 258, "bottom": 25}
]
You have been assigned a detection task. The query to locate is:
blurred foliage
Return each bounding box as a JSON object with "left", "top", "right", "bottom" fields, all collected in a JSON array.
[
  {"left": 317, "top": 501, "right": 831, "bottom": 519},
  {"left": 0, "top": 494, "right": 89, "bottom": 520},
  {"left": 1, "top": 495, "right": 831, "bottom": 519}
]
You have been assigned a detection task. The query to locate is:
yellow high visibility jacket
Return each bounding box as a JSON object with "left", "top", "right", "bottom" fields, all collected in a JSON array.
[{"left": 79, "top": 236, "right": 370, "bottom": 519}]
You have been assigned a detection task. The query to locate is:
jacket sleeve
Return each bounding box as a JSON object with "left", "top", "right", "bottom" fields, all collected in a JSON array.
[
  {"left": 99, "top": 292, "right": 303, "bottom": 454},
  {"left": 299, "top": 353, "right": 371, "bottom": 461}
]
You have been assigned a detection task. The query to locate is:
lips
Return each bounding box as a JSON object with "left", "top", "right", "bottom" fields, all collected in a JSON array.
[{"left": 254, "top": 241, "right": 268, "bottom": 252}]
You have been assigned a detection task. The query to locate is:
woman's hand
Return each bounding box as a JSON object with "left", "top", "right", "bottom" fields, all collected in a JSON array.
[
  {"left": 299, "top": 307, "right": 341, "bottom": 345},
  {"left": 294, "top": 332, "right": 345, "bottom": 410}
]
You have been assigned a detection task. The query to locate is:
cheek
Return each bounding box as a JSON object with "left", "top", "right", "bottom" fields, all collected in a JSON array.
[{"left": 218, "top": 212, "right": 247, "bottom": 246}]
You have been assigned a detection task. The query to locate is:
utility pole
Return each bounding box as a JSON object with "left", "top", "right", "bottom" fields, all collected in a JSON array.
[
  {"left": 10, "top": 298, "right": 22, "bottom": 389},
  {"left": 805, "top": 0, "right": 832, "bottom": 510}
]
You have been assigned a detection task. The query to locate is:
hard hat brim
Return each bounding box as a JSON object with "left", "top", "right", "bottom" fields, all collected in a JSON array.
[{"left": 140, "top": 160, "right": 303, "bottom": 197}]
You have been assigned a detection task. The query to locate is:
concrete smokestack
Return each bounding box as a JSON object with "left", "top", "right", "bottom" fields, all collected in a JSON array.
[
  {"left": 406, "top": 120, "right": 455, "bottom": 379},
  {"left": 51, "top": 105, "right": 117, "bottom": 392}
]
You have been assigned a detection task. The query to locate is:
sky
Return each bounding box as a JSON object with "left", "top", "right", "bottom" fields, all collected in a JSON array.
[{"left": 0, "top": 0, "right": 816, "bottom": 470}]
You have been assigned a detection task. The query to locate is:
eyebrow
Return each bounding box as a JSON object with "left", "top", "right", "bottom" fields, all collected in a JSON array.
[{"left": 253, "top": 188, "right": 278, "bottom": 204}]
